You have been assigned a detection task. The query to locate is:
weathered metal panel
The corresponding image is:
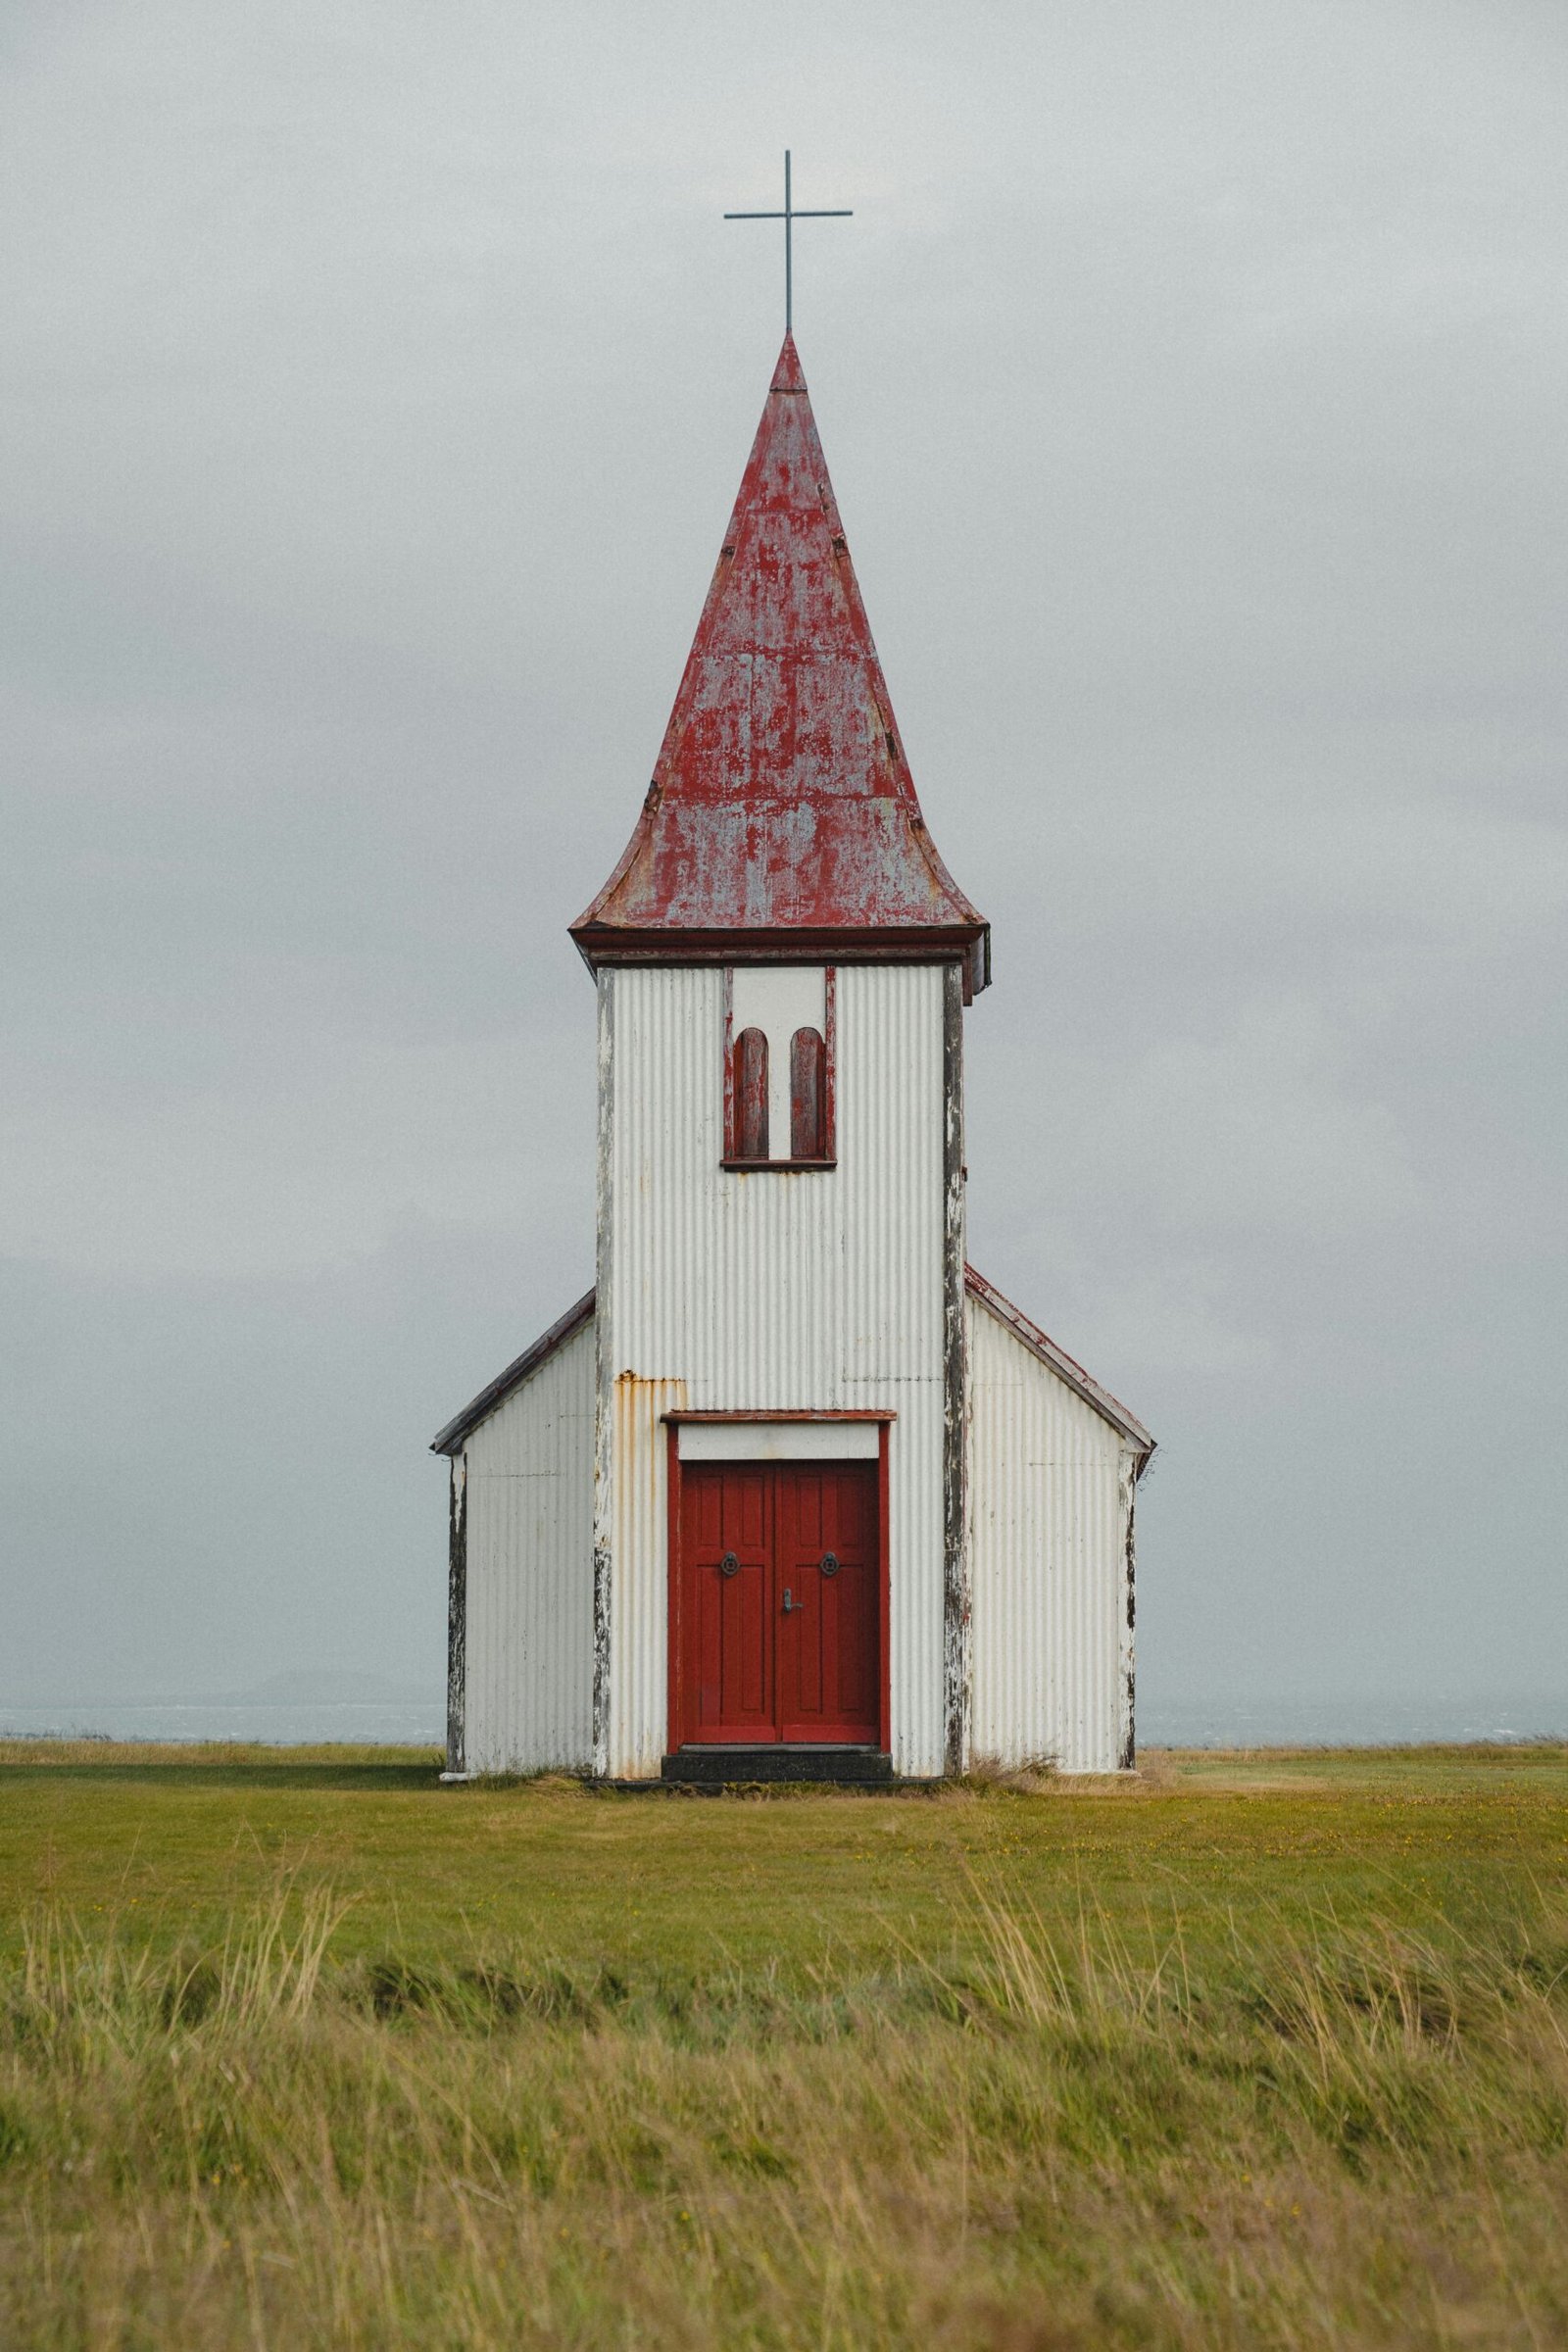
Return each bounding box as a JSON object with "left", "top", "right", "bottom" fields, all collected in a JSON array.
[
  {"left": 941, "top": 961, "right": 968, "bottom": 1776},
  {"left": 600, "top": 959, "right": 951, "bottom": 1778},
  {"left": 445, "top": 1454, "right": 466, "bottom": 1777},
  {"left": 1118, "top": 1449, "right": 1139, "bottom": 1773},
  {"left": 592, "top": 971, "right": 616, "bottom": 1778},
  {"left": 570, "top": 336, "right": 988, "bottom": 994},
  {"left": 966, "top": 1289, "right": 1137, "bottom": 1774},
  {"left": 462, "top": 1312, "right": 596, "bottom": 1776}
]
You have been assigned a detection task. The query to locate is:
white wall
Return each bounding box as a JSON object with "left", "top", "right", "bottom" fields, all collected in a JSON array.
[
  {"left": 597, "top": 961, "right": 952, "bottom": 1778},
  {"left": 967, "top": 1292, "right": 1137, "bottom": 1773},
  {"left": 463, "top": 1313, "right": 595, "bottom": 1775}
]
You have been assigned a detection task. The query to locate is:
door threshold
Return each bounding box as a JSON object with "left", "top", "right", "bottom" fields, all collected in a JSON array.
[{"left": 662, "top": 1745, "right": 893, "bottom": 1786}]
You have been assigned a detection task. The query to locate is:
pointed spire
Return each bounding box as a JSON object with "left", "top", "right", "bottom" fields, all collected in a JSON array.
[
  {"left": 770, "top": 331, "right": 806, "bottom": 393},
  {"left": 571, "top": 338, "right": 989, "bottom": 992}
]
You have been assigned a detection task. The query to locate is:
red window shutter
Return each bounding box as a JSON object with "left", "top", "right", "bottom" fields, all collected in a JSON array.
[
  {"left": 790, "top": 1026, "right": 826, "bottom": 1160},
  {"left": 735, "top": 1027, "right": 769, "bottom": 1160}
]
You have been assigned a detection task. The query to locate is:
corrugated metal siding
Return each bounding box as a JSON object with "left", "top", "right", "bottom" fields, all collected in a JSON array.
[
  {"left": 601, "top": 961, "right": 949, "bottom": 1778},
  {"left": 464, "top": 1314, "right": 595, "bottom": 1775},
  {"left": 967, "top": 1292, "right": 1134, "bottom": 1773}
]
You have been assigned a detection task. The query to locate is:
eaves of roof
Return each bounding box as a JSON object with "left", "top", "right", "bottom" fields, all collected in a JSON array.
[
  {"left": 429, "top": 1270, "right": 1153, "bottom": 1466},
  {"left": 429, "top": 1287, "right": 596, "bottom": 1457},
  {"left": 964, "top": 1264, "right": 1155, "bottom": 1463}
]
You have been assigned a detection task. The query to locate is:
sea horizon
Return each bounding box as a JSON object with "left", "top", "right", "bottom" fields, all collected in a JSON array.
[{"left": 3, "top": 1691, "right": 1564, "bottom": 1751}]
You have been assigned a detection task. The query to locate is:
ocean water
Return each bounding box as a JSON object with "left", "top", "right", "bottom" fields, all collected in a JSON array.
[
  {"left": 0, "top": 1700, "right": 446, "bottom": 1746},
  {"left": 1138, "top": 1694, "right": 1567, "bottom": 1749},
  {"left": 1, "top": 1693, "right": 1562, "bottom": 1749}
]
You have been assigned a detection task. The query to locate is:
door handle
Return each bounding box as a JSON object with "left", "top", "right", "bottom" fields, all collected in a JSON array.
[{"left": 782, "top": 1589, "right": 804, "bottom": 1614}]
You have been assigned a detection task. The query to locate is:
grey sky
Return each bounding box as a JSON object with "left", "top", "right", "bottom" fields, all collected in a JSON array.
[{"left": 4, "top": 1, "right": 1564, "bottom": 1717}]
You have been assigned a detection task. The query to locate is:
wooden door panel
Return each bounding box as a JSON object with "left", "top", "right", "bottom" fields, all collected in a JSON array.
[
  {"left": 676, "top": 1453, "right": 881, "bottom": 1750},
  {"left": 684, "top": 1464, "right": 776, "bottom": 1742},
  {"left": 827, "top": 1466, "right": 877, "bottom": 1731},
  {"left": 776, "top": 1462, "right": 879, "bottom": 1744}
]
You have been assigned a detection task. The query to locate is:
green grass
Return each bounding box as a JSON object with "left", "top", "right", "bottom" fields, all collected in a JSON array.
[{"left": 1, "top": 1742, "right": 1565, "bottom": 2347}]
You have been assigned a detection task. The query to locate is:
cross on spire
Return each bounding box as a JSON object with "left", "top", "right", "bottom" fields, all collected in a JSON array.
[{"left": 724, "top": 151, "right": 852, "bottom": 335}]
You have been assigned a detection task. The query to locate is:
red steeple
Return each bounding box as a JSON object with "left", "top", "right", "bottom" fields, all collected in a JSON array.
[{"left": 570, "top": 336, "right": 990, "bottom": 995}]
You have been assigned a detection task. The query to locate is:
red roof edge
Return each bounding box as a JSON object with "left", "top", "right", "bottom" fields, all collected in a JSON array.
[
  {"left": 964, "top": 1264, "right": 1154, "bottom": 1461},
  {"left": 430, "top": 1287, "right": 596, "bottom": 1455},
  {"left": 569, "top": 922, "right": 990, "bottom": 998}
]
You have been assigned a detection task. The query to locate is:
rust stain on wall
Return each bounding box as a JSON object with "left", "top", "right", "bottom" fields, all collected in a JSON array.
[{"left": 608, "top": 1368, "right": 687, "bottom": 1779}]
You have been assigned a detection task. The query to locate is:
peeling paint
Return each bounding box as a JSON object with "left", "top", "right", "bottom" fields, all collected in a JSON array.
[
  {"left": 445, "top": 1453, "right": 466, "bottom": 1778},
  {"left": 1119, "top": 1447, "right": 1138, "bottom": 1774},
  {"left": 942, "top": 961, "right": 968, "bottom": 1779},
  {"left": 591, "top": 971, "right": 617, "bottom": 1779},
  {"left": 609, "top": 1365, "right": 689, "bottom": 1778}
]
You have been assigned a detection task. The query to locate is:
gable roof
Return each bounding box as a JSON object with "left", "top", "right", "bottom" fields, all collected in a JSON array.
[
  {"left": 430, "top": 1273, "right": 1153, "bottom": 1465},
  {"left": 570, "top": 335, "right": 989, "bottom": 995},
  {"left": 964, "top": 1265, "right": 1155, "bottom": 1460},
  {"left": 429, "top": 1288, "right": 595, "bottom": 1457}
]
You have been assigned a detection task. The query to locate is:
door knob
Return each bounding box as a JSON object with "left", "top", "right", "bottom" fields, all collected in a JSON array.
[{"left": 782, "top": 1589, "right": 804, "bottom": 1614}]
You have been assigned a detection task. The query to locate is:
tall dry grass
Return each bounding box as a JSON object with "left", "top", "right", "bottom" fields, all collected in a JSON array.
[{"left": 1, "top": 1863, "right": 1565, "bottom": 2348}]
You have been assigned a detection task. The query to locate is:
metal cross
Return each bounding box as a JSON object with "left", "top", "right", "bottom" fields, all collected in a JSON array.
[{"left": 724, "top": 151, "right": 852, "bottom": 335}]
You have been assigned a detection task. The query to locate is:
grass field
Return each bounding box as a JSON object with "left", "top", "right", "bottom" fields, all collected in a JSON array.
[{"left": 1, "top": 1742, "right": 1565, "bottom": 2348}]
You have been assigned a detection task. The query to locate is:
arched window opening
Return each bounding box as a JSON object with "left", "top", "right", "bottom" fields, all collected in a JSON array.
[
  {"left": 723, "top": 968, "right": 835, "bottom": 1170},
  {"left": 790, "top": 1027, "right": 827, "bottom": 1161},
  {"left": 735, "top": 1026, "right": 769, "bottom": 1160}
]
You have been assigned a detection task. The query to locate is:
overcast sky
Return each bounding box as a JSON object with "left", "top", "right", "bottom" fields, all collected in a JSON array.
[{"left": 3, "top": 0, "right": 1563, "bottom": 1721}]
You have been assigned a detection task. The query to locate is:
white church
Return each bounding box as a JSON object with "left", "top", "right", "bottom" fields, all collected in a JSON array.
[{"left": 432, "top": 334, "right": 1153, "bottom": 1784}]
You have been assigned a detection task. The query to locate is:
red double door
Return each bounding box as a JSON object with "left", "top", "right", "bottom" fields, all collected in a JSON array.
[{"left": 675, "top": 1460, "right": 881, "bottom": 1746}]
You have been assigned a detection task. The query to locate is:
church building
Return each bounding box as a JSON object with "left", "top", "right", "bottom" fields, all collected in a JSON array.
[{"left": 432, "top": 335, "right": 1153, "bottom": 1783}]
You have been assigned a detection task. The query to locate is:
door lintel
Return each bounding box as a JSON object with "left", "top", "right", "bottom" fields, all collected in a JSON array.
[{"left": 675, "top": 1419, "right": 882, "bottom": 1462}]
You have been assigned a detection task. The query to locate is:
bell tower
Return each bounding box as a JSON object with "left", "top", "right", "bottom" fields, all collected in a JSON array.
[{"left": 570, "top": 337, "right": 989, "bottom": 1780}]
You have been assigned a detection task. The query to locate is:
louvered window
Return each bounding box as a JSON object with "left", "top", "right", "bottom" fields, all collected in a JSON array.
[
  {"left": 723, "top": 968, "right": 836, "bottom": 1169},
  {"left": 734, "top": 1026, "right": 769, "bottom": 1161},
  {"left": 790, "top": 1027, "right": 827, "bottom": 1160}
]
